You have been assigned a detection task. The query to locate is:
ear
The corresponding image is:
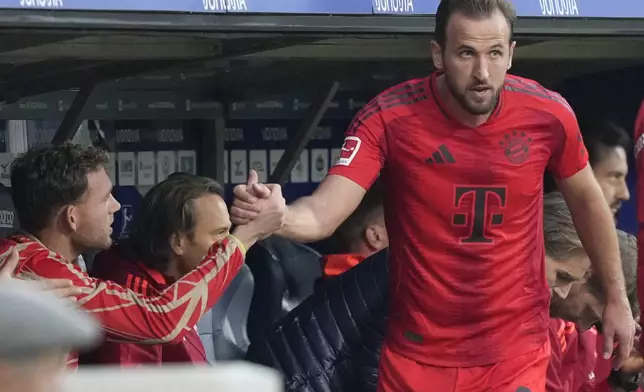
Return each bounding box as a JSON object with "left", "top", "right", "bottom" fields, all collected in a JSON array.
[
  {"left": 364, "top": 224, "right": 388, "bottom": 252},
  {"left": 507, "top": 40, "right": 517, "bottom": 70},
  {"left": 430, "top": 40, "right": 444, "bottom": 70},
  {"left": 170, "top": 233, "right": 185, "bottom": 256},
  {"left": 63, "top": 205, "right": 78, "bottom": 232}
]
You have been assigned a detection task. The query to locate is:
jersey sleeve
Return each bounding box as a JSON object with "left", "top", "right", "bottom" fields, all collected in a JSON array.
[
  {"left": 634, "top": 100, "right": 644, "bottom": 352},
  {"left": 15, "top": 235, "right": 244, "bottom": 344},
  {"left": 327, "top": 100, "right": 388, "bottom": 189},
  {"left": 546, "top": 102, "right": 589, "bottom": 179}
]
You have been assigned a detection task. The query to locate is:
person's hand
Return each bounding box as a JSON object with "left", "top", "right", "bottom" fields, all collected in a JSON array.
[
  {"left": 0, "top": 248, "right": 19, "bottom": 280},
  {"left": 233, "top": 179, "right": 286, "bottom": 248},
  {"left": 231, "top": 170, "right": 272, "bottom": 225},
  {"left": 603, "top": 295, "right": 636, "bottom": 368},
  {"left": 0, "top": 248, "right": 81, "bottom": 300}
]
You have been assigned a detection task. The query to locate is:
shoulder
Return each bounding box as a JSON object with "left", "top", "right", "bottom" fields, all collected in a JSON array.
[
  {"left": 504, "top": 74, "right": 576, "bottom": 130},
  {"left": 92, "top": 245, "right": 141, "bottom": 281},
  {"left": 352, "top": 78, "right": 430, "bottom": 124}
]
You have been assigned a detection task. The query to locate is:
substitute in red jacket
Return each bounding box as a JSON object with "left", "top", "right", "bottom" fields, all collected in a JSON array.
[
  {"left": 549, "top": 230, "right": 642, "bottom": 392},
  {"left": 0, "top": 144, "right": 285, "bottom": 367},
  {"left": 81, "top": 173, "right": 239, "bottom": 365}
]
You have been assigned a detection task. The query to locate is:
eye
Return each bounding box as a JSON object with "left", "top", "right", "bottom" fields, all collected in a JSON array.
[
  {"left": 460, "top": 50, "right": 474, "bottom": 57},
  {"left": 557, "top": 274, "right": 576, "bottom": 283},
  {"left": 490, "top": 50, "right": 502, "bottom": 58}
]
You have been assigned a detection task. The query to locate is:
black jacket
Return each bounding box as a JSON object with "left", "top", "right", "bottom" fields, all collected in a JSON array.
[{"left": 245, "top": 249, "right": 389, "bottom": 392}]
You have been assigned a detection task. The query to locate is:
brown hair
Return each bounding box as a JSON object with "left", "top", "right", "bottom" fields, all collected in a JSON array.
[
  {"left": 585, "top": 230, "right": 638, "bottom": 316},
  {"left": 434, "top": 0, "right": 517, "bottom": 46},
  {"left": 11, "top": 142, "right": 109, "bottom": 233},
  {"left": 543, "top": 192, "right": 584, "bottom": 261}
]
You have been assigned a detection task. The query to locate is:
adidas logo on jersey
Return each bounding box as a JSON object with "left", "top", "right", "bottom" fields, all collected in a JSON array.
[{"left": 425, "top": 144, "right": 455, "bottom": 164}]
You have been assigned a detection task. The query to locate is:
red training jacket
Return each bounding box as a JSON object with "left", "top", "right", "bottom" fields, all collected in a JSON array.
[
  {"left": 0, "top": 233, "right": 244, "bottom": 368},
  {"left": 80, "top": 245, "right": 208, "bottom": 366}
]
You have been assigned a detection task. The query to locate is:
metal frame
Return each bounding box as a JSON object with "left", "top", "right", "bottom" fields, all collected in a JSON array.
[
  {"left": 269, "top": 81, "right": 340, "bottom": 185},
  {"left": 51, "top": 84, "right": 94, "bottom": 144},
  {"left": 0, "top": 11, "right": 643, "bottom": 36}
]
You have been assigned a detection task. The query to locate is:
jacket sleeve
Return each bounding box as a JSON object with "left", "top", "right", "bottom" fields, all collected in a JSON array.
[{"left": 14, "top": 235, "right": 244, "bottom": 344}]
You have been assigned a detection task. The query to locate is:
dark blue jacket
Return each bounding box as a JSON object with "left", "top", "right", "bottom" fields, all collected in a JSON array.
[{"left": 245, "top": 249, "right": 389, "bottom": 392}]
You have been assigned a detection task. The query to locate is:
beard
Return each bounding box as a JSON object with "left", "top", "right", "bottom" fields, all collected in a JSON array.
[{"left": 444, "top": 71, "right": 501, "bottom": 116}]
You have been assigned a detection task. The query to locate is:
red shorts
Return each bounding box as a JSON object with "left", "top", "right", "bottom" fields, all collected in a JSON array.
[{"left": 377, "top": 341, "right": 550, "bottom": 392}]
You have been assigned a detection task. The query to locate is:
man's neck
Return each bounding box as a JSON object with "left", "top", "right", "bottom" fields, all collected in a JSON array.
[
  {"left": 33, "top": 229, "right": 80, "bottom": 263},
  {"left": 164, "top": 260, "right": 182, "bottom": 281}
]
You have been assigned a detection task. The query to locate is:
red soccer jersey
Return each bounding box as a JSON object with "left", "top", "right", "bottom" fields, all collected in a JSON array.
[
  {"left": 635, "top": 100, "right": 644, "bottom": 352},
  {"left": 80, "top": 245, "right": 208, "bottom": 366},
  {"left": 328, "top": 72, "right": 588, "bottom": 367},
  {"left": 0, "top": 233, "right": 244, "bottom": 368}
]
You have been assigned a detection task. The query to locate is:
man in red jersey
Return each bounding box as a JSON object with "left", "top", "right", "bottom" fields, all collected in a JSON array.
[
  {"left": 0, "top": 143, "right": 285, "bottom": 368},
  {"left": 81, "top": 173, "right": 233, "bottom": 366},
  {"left": 231, "top": 0, "right": 634, "bottom": 391}
]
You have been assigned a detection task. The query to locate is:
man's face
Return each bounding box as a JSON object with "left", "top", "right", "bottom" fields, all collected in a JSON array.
[
  {"left": 431, "top": 10, "right": 515, "bottom": 116},
  {"left": 545, "top": 253, "right": 591, "bottom": 301},
  {"left": 593, "top": 146, "right": 630, "bottom": 216},
  {"left": 68, "top": 169, "right": 121, "bottom": 252},
  {"left": 550, "top": 280, "right": 603, "bottom": 331},
  {"left": 173, "top": 194, "right": 231, "bottom": 275}
]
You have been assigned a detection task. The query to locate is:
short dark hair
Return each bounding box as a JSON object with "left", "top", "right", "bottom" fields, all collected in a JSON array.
[
  {"left": 126, "top": 173, "right": 224, "bottom": 271},
  {"left": 10, "top": 143, "right": 109, "bottom": 234},
  {"left": 331, "top": 179, "right": 383, "bottom": 253},
  {"left": 435, "top": 0, "right": 516, "bottom": 46},
  {"left": 578, "top": 117, "right": 630, "bottom": 167}
]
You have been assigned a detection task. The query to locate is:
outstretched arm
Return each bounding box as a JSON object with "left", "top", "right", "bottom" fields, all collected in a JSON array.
[
  {"left": 15, "top": 236, "right": 245, "bottom": 344},
  {"left": 232, "top": 97, "right": 389, "bottom": 243}
]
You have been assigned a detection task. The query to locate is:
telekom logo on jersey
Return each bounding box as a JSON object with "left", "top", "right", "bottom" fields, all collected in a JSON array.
[{"left": 336, "top": 136, "right": 362, "bottom": 166}]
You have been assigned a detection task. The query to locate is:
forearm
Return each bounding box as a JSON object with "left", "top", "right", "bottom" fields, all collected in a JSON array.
[
  {"left": 83, "top": 236, "right": 245, "bottom": 344},
  {"left": 570, "top": 193, "right": 626, "bottom": 300},
  {"left": 276, "top": 196, "right": 334, "bottom": 243}
]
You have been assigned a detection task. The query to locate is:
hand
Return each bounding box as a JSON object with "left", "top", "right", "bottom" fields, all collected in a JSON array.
[
  {"left": 233, "top": 180, "right": 286, "bottom": 248},
  {"left": 231, "top": 170, "right": 272, "bottom": 225},
  {"left": 0, "top": 248, "right": 81, "bottom": 300},
  {"left": 603, "top": 296, "right": 636, "bottom": 368},
  {"left": 0, "top": 249, "right": 19, "bottom": 280}
]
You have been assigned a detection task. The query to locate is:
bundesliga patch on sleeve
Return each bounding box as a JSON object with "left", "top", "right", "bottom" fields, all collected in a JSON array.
[{"left": 336, "top": 136, "right": 361, "bottom": 166}]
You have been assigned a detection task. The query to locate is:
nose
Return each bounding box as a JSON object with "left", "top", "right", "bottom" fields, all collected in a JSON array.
[
  {"left": 619, "top": 180, "right": 631, "bottom": 201},
  {"left": 553, "top": 283, "right": 572, "bottom": 300},
  {"left": 473, "top": 56, "right": 490, "bottom": 82},
  {"left": 110, "top": 194, "right": 121, "bottom": 213}
]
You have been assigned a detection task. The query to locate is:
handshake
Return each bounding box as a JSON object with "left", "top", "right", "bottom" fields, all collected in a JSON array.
[{"left": 230, "top": 170, "right": 287, "bottom": 247}]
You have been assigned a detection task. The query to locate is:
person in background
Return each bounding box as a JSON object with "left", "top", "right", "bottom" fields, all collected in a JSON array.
[
  {"left": 633, "top": 99, "right": 644, "bottom": 390},
  {"left": 545, "top": 119, "right": 630, "bottom": 219},
  {"left": 82, "top": 173, "right": 232, "bottom": 366},
  {"left": 579, "top": 119, "right": 631, "bottom": 218},
  {"left": 0, "top": 143, "right": 285, "bottom": 368},
  {"left": 548, "top": 230, "right": 641, "bottom": 392},
  {"left": 324, "top": 180, "right": 387, "bottom": 278},
  {"left": 0, "top": 276, "right": 100, "bottom": 392}
]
